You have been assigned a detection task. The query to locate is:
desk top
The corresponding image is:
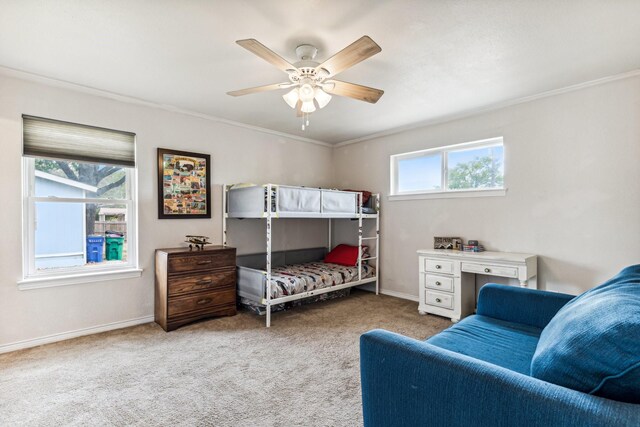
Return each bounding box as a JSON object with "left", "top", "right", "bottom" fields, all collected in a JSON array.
[{"left": 417, "top": 249, "right": 536, "bottom": 263}]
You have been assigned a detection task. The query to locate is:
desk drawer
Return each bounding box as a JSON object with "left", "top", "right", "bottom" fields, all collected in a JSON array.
[
  {"left": 461, "top": 262, "right": 518, "bottom": 279},
  {"left": 424, "top": 274, "right": 454, "bottom": 292},
  {"left": 424, "top": 259, "right": 454, "bottom": 275},
  {"left": 425, "top": 290, "right": 454, "bottom": 309}
]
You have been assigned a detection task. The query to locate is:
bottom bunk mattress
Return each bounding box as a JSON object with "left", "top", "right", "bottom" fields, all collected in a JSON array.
[{"left": 267, "top": 261, "right": 375, "bottom": 299}]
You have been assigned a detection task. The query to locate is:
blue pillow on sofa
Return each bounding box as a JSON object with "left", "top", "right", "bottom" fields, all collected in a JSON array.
[{"left": 530, "top": 265, "right": 640, "bottom": 403}]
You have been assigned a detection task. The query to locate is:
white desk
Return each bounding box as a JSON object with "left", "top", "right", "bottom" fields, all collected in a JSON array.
[{"left": 417, "top": 249, "right": 537, "bottom": 322}]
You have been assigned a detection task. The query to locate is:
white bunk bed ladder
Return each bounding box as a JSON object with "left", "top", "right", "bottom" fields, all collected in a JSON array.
[
  {"left": 266, "top": 183, "right": 273, "bottom": 328},
  {"left": 222, "top": 184, "right": 228, "bottom": 247},
  {"left": 375, "top": 193, "right": 380, "bottom": 295},
  {"left": 356, "top": 193, "right": 380, "bottom": 295},
  {"left": 358, "top": 192, "right": 363, "bottom": 282}
]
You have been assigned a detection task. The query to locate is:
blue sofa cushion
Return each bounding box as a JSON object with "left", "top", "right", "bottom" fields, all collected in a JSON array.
[
  {"left": 425, "top": 314, "right": 543, "bottom": 375},
  {"left": 531, "top": 264, "right": 640, "bottom": 403}
]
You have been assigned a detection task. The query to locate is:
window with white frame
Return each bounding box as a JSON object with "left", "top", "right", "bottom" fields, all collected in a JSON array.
[
  {"left": 390, "top": 137, "right": 504, "bottom": 197},
  {"left": 21, "top": 115, "right": 138, "bottom": 285}
]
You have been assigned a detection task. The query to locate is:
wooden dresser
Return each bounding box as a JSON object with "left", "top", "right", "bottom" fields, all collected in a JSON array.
[{"left": 155, "top": 246, "right": 237, "bottom": 331}]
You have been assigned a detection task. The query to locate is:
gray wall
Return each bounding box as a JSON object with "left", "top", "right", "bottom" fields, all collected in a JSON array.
[
  {"left": 0, "top": 73, "right": 333, "bottom": 349},
  {"left": 2, "top": 70, "right": 639, "bottom": 350},
  {"left": 333, "top": 75, "right": 640, "bottom": 298}
]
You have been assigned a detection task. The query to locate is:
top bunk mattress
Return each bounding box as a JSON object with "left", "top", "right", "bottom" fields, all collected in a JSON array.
[{"left": 226, "top": 184, "right": 363, "bottom": 218}]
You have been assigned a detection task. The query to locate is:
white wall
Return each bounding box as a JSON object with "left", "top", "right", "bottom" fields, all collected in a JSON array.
[
  {"left": 0, "top": 73, "right": 333, "bottom": 349},
  {"left": 333, "top": 75, "right": 640, "bottom": 298}
]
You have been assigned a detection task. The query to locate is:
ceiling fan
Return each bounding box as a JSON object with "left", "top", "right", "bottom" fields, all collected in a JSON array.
[{"left": 227, "top": 36, "right": 384, "bottom": 129}]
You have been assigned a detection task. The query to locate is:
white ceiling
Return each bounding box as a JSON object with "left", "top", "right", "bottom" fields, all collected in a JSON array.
[{"left": 1, "top": 0, "right": 639, "bottom": 144}]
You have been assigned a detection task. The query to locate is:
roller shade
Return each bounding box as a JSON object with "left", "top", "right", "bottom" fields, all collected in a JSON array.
[{"left": 23, "top": 115, "right": 136, "bottom": 167}]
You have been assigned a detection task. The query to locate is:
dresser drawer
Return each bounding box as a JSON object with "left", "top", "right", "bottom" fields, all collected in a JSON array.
[
  {"left": 168, "top": 250, "right": 235, "bottom": 273},
  {"left": 424, "top": 259, "right": 454, "bottom": 275},
  {"left": 424, "top": 274, "right": 454, "bottom": 292},
  {"left": 461, "top": 262, "right": 518, "bottom": 279},
  {"left": 425, "top": 290, "right": 454, "bottom": 309},
  {"left": 168, "top": 289, "right": 236, "bottom": 317},
  {"left": 168, "top": 269, "right": 236, "bottom": 296}
]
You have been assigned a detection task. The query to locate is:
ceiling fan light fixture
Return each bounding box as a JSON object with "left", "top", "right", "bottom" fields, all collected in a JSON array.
[
  {"left": 301, "top": 100, "right": 316, "bottom": 113},
  {"left": 299, "top": 82, "right": 315, "bottom": 102},
  {"left": 229, "top": 36, "right": 384, "bottom": 130},
  {"left": 314, "top": 88, "right": 332, "bottom": 109},
  {"left": 282, "top": 88, "right": 299, "bottom": 109}
]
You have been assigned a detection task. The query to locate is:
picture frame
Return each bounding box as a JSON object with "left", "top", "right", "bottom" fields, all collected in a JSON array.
[
  {"left": 157, "top": 148, "right": 211, "bottom": 219},
  {"left": 434, "top": 236, "right": 462, "bottom": 250}
]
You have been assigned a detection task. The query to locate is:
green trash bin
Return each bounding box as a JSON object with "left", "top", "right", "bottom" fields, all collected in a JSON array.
[{"left": 105, "top": 236, "right": 125, "bottom": 261}]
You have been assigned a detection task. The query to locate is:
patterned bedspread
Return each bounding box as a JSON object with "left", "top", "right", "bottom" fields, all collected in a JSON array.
[{"left": 268, "top": 262, "right": 375, "bottom": 299}]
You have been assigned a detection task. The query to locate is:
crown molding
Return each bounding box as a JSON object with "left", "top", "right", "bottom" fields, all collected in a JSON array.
[
  {"left": 3, "top": 65, "right": 639, "bottom": 149},
  {"left": 0, "top": 65, "right": 332, "bottom": 148},
  {"left": 334, "top": 69, "right": 640, "bottom": 147}
]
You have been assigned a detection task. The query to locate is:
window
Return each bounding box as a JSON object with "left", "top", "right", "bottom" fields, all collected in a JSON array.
[
  {"left": 390, "top": 137, "right": 505, "bottom": 198},
  {"left": 20, "top": 115, "right": 140, "bottom": 288}
]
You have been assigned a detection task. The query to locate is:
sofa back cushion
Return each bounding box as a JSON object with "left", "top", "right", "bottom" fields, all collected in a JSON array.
[{"left": 530, "top": 265, "right": 640, "bottom": 403}]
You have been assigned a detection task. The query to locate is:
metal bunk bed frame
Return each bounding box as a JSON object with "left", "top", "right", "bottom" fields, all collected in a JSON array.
[{"left": 222, "top": 184, "right": 380, "bottom": 327}]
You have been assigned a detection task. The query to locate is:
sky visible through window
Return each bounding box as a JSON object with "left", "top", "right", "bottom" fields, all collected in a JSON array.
[{"left": 397, "top": 154, "right": 442, "bottom": 192}]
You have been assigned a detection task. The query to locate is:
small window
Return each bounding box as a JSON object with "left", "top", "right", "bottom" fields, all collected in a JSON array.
[
  {"left": 21, "top": 115, "right": 138, "bottom": 285},
  {"left": 390, "top": 137, "right": 504, "bottom": 197}
]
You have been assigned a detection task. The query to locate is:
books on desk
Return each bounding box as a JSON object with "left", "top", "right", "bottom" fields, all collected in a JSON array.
[{"left": 463, "top": 244, "right": 485, "bottom": 252}]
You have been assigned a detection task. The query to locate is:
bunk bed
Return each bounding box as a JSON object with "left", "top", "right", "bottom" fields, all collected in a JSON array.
[{"left": 223, "top": 184, "right": 380, "bottom": 327}]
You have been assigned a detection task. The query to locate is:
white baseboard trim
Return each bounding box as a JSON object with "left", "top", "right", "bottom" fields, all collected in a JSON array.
[
  {"left": 0, "top": 315, "right": 154, "bottom": 354},
  {"left": 379, "top": 289, "right": 420, "bottom": 302}
]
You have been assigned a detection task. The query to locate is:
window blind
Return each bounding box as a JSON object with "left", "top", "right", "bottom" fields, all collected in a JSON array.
[{"left": 23, "top": 115, "right": 136, "bottom": 167}]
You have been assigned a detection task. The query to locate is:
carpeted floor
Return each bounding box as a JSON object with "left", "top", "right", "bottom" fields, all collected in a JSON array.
[{"left": 0, "top": 290, "right": 450, "bottom": 426}]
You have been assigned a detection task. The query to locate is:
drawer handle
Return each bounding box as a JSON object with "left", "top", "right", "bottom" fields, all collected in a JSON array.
[
  {"left": 197, "top": 298, "right": 212, "bottom": 305},
  {"left": 435, "top": 298, "right": 442, "bottom": 303},
  {"left": 197, "top": 260, "right": 212, "bottom": 265},
  {"left": 196, "top": 279, "right": 213, "bottom": 286},
  {"left": 435, "top": 265, "right": 441, "bottom": 269},
  {"left": 484, "top": 268, "right": 491, "bottom": 273},
  {"left": 435, "top": 281, "right": 441, "bottom": 286}
]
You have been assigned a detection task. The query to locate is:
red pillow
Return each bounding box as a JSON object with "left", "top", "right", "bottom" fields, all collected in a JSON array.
[{"left": 324, "top": 244, "right": 359, "bottom": 266}]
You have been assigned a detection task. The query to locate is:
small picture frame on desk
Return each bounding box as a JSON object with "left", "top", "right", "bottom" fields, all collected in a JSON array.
[{"left": 434, "top": 237, "right": 462, "bottom": 250}]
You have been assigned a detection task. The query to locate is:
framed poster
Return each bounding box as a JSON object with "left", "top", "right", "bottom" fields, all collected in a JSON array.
[{"left": 157, "top": 148, "right": 211, "bottom": 219}]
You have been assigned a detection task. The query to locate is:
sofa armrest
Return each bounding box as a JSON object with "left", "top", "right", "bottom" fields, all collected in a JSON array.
[
  {"left": 360, "top": 330, "right": 640, "bottom": 427},
  {"left": 476, "top": 283, "right": 575, "bottom": 329}
]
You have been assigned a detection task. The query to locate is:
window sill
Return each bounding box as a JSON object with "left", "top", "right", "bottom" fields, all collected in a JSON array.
[
  {"left": 18, "top": 268, "right": 143, "bottom": 291},
  {"left": 388, "top": 188, "right": 507, "bottom": 201}
]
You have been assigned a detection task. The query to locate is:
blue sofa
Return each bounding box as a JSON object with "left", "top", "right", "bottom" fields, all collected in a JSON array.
[{"left": 360, "top": 266, "right": 640, "bottom": 427}]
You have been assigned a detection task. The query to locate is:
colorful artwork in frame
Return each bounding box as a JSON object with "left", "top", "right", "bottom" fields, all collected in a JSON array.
[{"left": 157, "top": 148, "right": 211, "bottom": 219}]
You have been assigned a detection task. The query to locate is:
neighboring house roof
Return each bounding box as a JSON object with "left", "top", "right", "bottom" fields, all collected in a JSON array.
[{"left": 35, "top": 170, "right": 98, "bottom": 193}]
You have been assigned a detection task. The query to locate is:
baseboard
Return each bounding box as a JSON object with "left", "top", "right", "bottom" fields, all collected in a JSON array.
[
  {"left": 380, "top": 289, "right": 420, "bottom": 302},
  {"left": 0, "top": 315, "right": 154, "bottom": 354}
]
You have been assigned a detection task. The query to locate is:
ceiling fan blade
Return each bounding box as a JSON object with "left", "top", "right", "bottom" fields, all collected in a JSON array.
[
  {"left": 227, "top": 82, "right": 294, "bottom": 97},
  {"left": 236, "top": 39, "right": 297, "bottom": 73},
  {"left": 324, "top": 80, "right": 384, "bottom": 104},
  {"left": 315, "top": 36, "right": 381, "bottom": 78}
]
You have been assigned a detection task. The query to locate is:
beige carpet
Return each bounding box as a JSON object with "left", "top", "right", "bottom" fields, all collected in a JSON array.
[{"left": 0, "top": 290, "right": 450, "bottom": 427}]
